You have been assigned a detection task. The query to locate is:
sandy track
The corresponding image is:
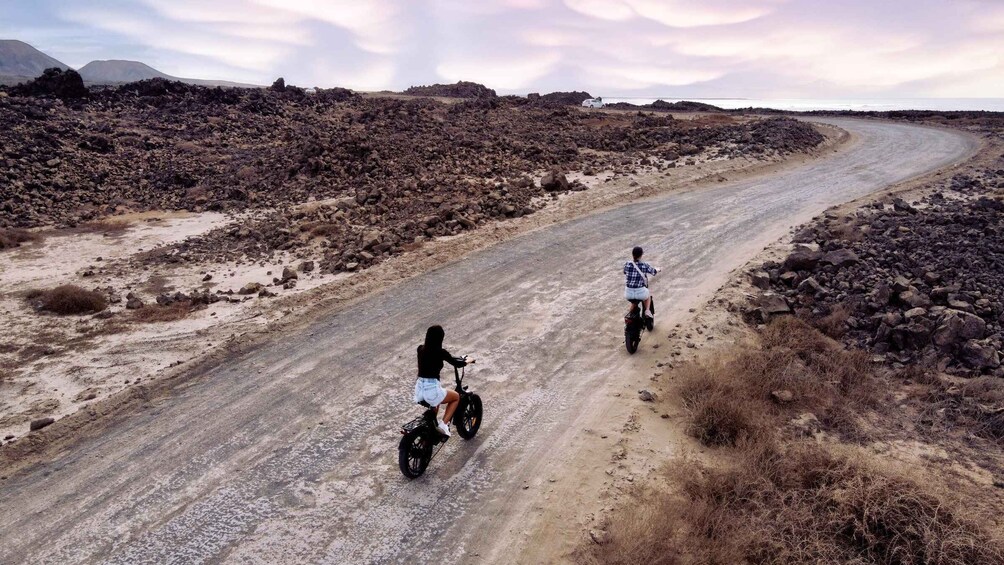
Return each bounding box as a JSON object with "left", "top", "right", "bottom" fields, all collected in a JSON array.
[{"left": 0, "top": 119, "right": 978, "bottom": 564}]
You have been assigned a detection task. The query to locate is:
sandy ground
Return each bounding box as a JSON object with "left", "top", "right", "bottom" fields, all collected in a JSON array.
[
  {"left": 0, "top": 118, "right": 978, "bottom": 564},
  {"left": 0, "top": 119, "right": 836, "bottom": 443}
]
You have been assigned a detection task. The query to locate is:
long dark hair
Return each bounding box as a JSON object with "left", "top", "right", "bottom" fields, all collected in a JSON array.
[{"left": 420, "top": 325, "right": 445, "bottom": 359}]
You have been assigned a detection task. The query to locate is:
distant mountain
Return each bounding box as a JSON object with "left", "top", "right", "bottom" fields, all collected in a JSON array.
[
  {"left": 0, "top": 39, "right": 69, "bottom": 81},
  {"left": 78, "top": 59, "right": 171, "bottom": 83},
  {"left": 0, "top": 40, "right": 259, "bottom": 89}
]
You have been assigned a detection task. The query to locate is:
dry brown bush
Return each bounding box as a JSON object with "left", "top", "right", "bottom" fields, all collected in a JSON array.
[
  {"left": 0, "top": 227, "right": 41, "bottom": 250},
  {"left": 130, "top": 302, "right": 193, "bottom": 323},
  {"left": 27, "top": 285, "right": 107, "bottom": 315},
  {"left": 922, "top": 377, "right": 1004, "bottom": 442},
  {"left": 79, "top": 219, "right": 131, "bottom": 235},
  {"left": 675, "top": 443, "right": 1004, "bottom": 564},
  {"left": 574, "top": 488, "right": 685, "bottom": 565},
  {"left": 816, "top": 303, "right": 851, "bottom": 338},
  {"left": 678, "top": 318, "right": 879, "bottom": 447}
]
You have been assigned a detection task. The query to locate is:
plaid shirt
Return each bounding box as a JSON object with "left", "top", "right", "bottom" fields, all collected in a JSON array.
[{"left": 624, "top": 261, "right": 657, "bottom": 288}]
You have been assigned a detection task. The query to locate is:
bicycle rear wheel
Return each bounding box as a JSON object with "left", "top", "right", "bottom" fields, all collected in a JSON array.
[{"left": 399, "top": 429, "right": 432, "bottom": 478}]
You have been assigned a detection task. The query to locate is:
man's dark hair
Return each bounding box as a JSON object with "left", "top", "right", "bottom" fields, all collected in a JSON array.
[{"left": 632, "top": 246, "right": 643, "bottom": 260}]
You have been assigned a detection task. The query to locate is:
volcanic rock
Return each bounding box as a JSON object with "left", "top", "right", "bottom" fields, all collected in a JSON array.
[
  {"left": 541, "top": 170, "right": 570, "bottom": 192},
  {"left": 29, "top": 417, "right": 55, "bottom": 431}
]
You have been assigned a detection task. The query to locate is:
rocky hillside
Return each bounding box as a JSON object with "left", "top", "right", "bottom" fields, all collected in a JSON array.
[
  {"left": 0, "top": 40, "right": 68, "bottom": 82},
  {"left": 78, "top": 60, "right": 170, "bottom": 83}
]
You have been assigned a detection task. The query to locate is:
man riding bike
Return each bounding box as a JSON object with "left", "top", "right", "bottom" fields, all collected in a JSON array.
[{"left": 624, "top": 245, "right": 658, "bottom": 319}]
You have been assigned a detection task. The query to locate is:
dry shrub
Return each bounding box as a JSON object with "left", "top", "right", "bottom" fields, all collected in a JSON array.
[
  {"left": 927, "top": 377, "right": 1004, "bottom": 442},
  {"left": 688, "top": 394, "right": 766, "bottom": 447},
  {"left": 27, "top": 285, "right": 107, "bottom": 315},
  {"left": 894, "top": 363, "right": 941, "bottom": 385},
  {"left": 678, "top": 363, "right": 771, "bottom": 447},
  {"left": 130, "top": 302, "right": 193, "bottom": 323},
  {"left": 816, "top": 303, "right": 851, "bottom": 338},
  {"left": 574, "top": 488, "right": 683, "bottom": 565},
  {"left": 761, "top": 316, "right": 832, "bottom": 357},
  {"left": 80, "top": 219, "right": 131, "bottom": 235},
  {"left": 666, "top": 443, "right": 1004, "bottom": 564},
  {"left": 0, "top": 227, "right": 41, "bottom": 250},
  {"left": 678, "top": 317, "right": 880, "bottom": 447}
]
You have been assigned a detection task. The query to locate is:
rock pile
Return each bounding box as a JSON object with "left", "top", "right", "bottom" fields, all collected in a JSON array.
[
  {"left": 751, "top": 167, "right": 1004, "bottom": 376},
  {"left": 527, "top": 91, "right": 593, "bottom": 106},
  {"left": 403, "top": 81, "right": 497, "bottom": 98},
  {"left": 9, "top": 67, "right": 87, "bottom": 99}
]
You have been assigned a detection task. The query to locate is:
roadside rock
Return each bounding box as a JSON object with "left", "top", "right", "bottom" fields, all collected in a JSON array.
[
  {"left": 239, "top": 282, "right": 264, "bottom": 295},
  {"left": 541, "top": 170, "right": 570, "bottom": 192},
  {"left": 29, "top": 417, "right": 55, "bottom": 431}
]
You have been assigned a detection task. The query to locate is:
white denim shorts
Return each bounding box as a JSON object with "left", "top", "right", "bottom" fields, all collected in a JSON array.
[
  {"left": 625, "top": 286, "right": 650, "bottom": 301},
  {"left": 414, "top": 377, "right": 447, "bottom": 406}
]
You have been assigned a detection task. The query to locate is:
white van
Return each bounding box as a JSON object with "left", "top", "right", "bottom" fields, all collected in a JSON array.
[{"left": 581, "top": 97, "right": 604, "bottom": 108}]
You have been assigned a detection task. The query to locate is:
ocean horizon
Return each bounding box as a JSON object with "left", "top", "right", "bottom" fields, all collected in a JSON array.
[{"left": 602, "top": 97, "right": 1004, "bottom": 112}]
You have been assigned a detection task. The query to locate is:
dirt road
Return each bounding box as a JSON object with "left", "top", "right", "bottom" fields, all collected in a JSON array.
[{"left": 0, "top": 119, "right": 977, "bottom": 564}]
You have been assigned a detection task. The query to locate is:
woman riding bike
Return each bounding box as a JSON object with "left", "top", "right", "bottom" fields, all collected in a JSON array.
[
  {"left": 624, "top": 246, "right": 658, "bottom": 318},
  {"left": 414, "top": 325, "right": 470, "bottom": 437}
]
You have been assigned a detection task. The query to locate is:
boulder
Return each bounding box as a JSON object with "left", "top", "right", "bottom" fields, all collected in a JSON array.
[
  {"left": 898, "top": 289, "right": 932, "bottom": 308},
  {"left": 798, "top": 277, "right": 823, "bottom": 295},
  {"left": 822, "top": 249, "right": 859, "bottom": 268},
  {"left": 541, "top": 169, "right": 570, "bottom": 192},
  {"left": 30, "top": 417, "right": 55, "bottom": 431},
  {"left": 759, "top": 293, "right": 791, "bottom": 316},
  {"left": 783, "top": 248, "right": 822, "bottom": 271},
  {"left": 281, "top": 266, "right": 298, "bottom": 282},
  {"left": 933, "top": 310, "right": 987, "bottom": 348},
  {"left": 959, "top": 340, "right": 1001, "bottom": 370},
  {"left": 239, "top": 282, "right": 264, "bottom": 295},
  {"left": 892, "top": 197, "right": 918, "bottom": 214},
  {"left": 362, "top": 230, "right": 382, "bottom": 250},
  {"left": 299, "top": 261, "right": 315, "bottom": 273},
  {"left": 126, "top": 296, "right": 144, "bottom": 310},
  {"left": 750, "top": 270, "right": 770, "bottom": 290},
  {"left": 771, "top": 390, "right": 794, "bottom": 403}
]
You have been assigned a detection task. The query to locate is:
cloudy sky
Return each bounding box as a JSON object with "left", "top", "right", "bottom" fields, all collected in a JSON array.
[{"left": 2, "top": 0, "right": 1003, "bottom": 97}]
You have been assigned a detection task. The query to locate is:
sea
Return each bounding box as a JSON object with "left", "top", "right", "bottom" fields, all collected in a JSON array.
[{"left": 602, "top": 97, "right": 1004, "bottom": 113}]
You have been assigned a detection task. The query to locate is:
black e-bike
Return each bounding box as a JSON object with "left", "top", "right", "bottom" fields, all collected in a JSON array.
[
  {"left": 624, "top": 297, "right": 655, "bottom": 354},
  {"left": 399, "top": 357, "right": 483, "bottom": 478}
]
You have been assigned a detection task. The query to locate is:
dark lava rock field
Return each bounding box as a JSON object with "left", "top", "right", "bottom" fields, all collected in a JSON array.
[
  {"left": 751, "top": 162, "right": 1004, "bottom": 377},
  {"left": 2, "top": 76, "right": 824, "bottom": 273}
]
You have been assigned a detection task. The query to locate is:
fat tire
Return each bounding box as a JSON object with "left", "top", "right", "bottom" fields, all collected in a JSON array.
[
  {"left": 625, "top": 325, "right": 640, "bottom": 354},
  {"left": 454, "top": 394, "right": 483, "bottom": 439},
  {"left": 398, "top": 429, "right": 432, "bottom": 479}
]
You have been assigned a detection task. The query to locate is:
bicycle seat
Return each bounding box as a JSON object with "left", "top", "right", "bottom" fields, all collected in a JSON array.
[
  {"left": 417, "top": 400, "right": 432, "bottom": 408},
  {"left": 628, "top": 299, "right": 643, "bottom": 305}
]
